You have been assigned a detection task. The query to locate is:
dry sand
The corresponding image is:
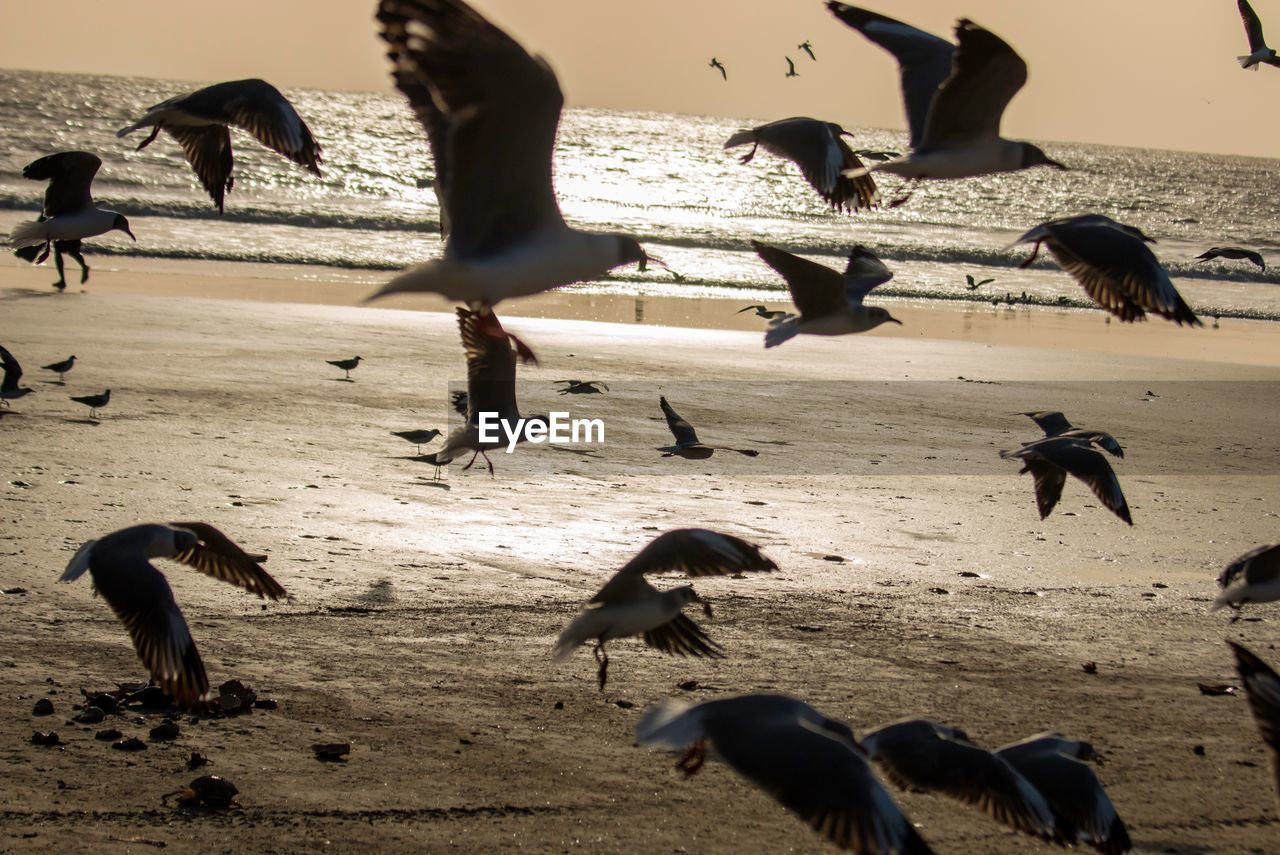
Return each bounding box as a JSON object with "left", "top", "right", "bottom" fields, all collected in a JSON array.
[{"left": 2, "top": 260, "right": 1280, "bottom": 853}]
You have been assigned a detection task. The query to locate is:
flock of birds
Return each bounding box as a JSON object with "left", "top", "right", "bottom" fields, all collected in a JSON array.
[{"left": 6, "top": 0, "right": 1280, "bottom": 851}]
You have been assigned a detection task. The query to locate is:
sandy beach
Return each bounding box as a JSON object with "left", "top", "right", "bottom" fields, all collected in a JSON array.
[{"left": 2, "top": 260, "right": 1280, "bottom": 853}]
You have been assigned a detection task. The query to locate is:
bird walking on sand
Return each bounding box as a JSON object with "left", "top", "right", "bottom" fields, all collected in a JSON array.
[
  {"left": 1, "top": 345, "right": 35, "bottom": 407},
  {"left": 555, "top": 379, "right": 608, "bottom": 395},
  {"left": 799, "top": 40, "right": 816, "bottom": 61},
  {"left": 637, "top": 694, "right": 934, "bottom": 854},
  {"left": 41, "top": 355, "right": 76, "bottom": 383},
  {"left": 1213, "top": 544, "right": 1280, "bottom": 612},
  {"left": 752, "top": 240, "right": 900, "bottom": 348},
  {"left": 117, "top": 79, "right": 323, "bottom": 213},
  {"left": 709, "top": 57, "right": 727, "bottom": 80},
  {"left": 658, "top": 396, "right": 758, "bottom": 459},
  {"left": 9, "top": 152, "right": 136, "bottom": 290},
  {"left": 1196, "top": 246, "right": 1266, "bottom": 271},
  {"left": 327, "top": 356, "right": 362, "bottom": 380},
  {"left": 60, "top": 522, "right": 286, "bottom": 708},
  {"left": 725, "top": 118, "right": 880, "bottom": 212},
  {"left": 71, "top": 389, "right": 110, "bottom": 419},
  {"left": 785, "top": 56, "right": 800, "bottom": 77},
  {"left": 391, "top": 428, "right": 442, "bottom": 453},
  {"left": 1228, "top": 641, "right": 1280, "bottom": 807},
  {"left": 737, "top": 304, "right": 792, "bottom": 321},
  {"left": 1001, "top": 436, "right": 1132, "bottom": 525},
  {"left": 1237, "top": 0, "right": 1280, "bottom": 69},
  {"left": 553, "top": 529, "right": 777, "bottom": 689},
  {"left": 1017, "top": 410, "right": 1124, "bottom": 458}
]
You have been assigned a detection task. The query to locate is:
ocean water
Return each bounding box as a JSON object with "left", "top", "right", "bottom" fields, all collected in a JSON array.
[{"left": 2, "top": 68, "right": 1279, "bottom": 319}]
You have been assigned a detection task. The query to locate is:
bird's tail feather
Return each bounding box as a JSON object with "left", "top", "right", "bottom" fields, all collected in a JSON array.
[
  {"left": 8, "top": 220, "right": 48, "bottom": 249},
  {"left": 635, "top": 698, "right": 699, "bottom": 749},
  {"left": 1239, "top": 55, "right": 1260, "bottom": 69},
  {"left": 763, "top": 319, "right": 800, "bottom": 349},
  {"left": 723, "top": 130, "right": 755, "bottom": 150},
  {"left": 60, "top": 540, "right": 98, "bottom": 582},
  {"left": 14, "top": 244, "right": 42, "bottom": 263}
]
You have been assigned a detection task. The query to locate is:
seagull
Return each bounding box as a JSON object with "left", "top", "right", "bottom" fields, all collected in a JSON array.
[
  {"left": 1012, "top": 215, "right": 1201, "bottom": 326},
  {"left": 1, "top": 344, "right": 35, "bottom": 407},
  {"left": 636, "top": 694, "right": 934, "bottom": 854},
  {"left": 552, "top": 529, "right": 777, "bottom": 689},
  {"left": 995, "top": 734, "right": 1132, "bottom": 854},
  {"left": 736, "top": 304, "right": 792, "bottom": 321},
  {"left": 1196, "top": 246, "right": 1266, "bottom": 271},
  {"left": 555, "top": 379, "right": 608, "bottom": 395},
  {"left": 709, "top": 57, "right": 727, "bottom": 80},
  {"left": 1001, "top": 436, "right": 1133, "bottom": 525},
  {"left": 59, "top": 522, "right": 286, "bottom": 708},
  {"left": 752, "top": 241, "right": 901, "bottom": 348},
  {"left": 1213, "top": 544, "right": 1280, "bottom": 612},
  {"left": 965, "top": 274, "right": 994, "bottom": 290},
  {"left": 724, "top": 118, "right": 881, "bottom": 212},
  {"left": 391, "top": 428, "right": 442, "bottom": 453},
  {"left": 70, "top": 389, "right": 111, "bottom": 419},
  {"left": 799, "top": 40, "right": 816, "bottom": 61},
  {"left": 117, "top": 79, "right": 323, "bottom": 213},
  {"left": 10, "top": 152, "right": 136, "bottom": 290},
  {"left": 785, "top": 56, "right": 800, "bottom": 77},
  {"left": 658, "top": 396, "right": 758, "bottom": 459},
  {"left": 366, "top": 0, "right": 653, "bottom": 315},
  {"left": 1017, "top": 410, "right": 1124, "bottom": 458},
  {"left": 327, "top": 356, "right": 362, "bottom": 380},
  {"left": 41, "top": 355, "right": 76, "bottom": 383},
  {"left": 1237, "top": 0, "right": 1280, "bottom": 69},
  {"left": 861, "top": 719, "right": 1057, "bottom": 841},
  {"left": 1228, "top": 641, "right": 1280, "bottom": 806},
  {"left": 827, "top": 6, "right": 1065, "bottom": 193},
  {"left": 424, "top": 308, "right": 543, "bottom": 477}
]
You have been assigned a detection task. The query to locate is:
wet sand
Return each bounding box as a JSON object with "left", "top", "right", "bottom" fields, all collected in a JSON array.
[{"left": 2, "top": 263, "right": 1279, "bottom": 853}]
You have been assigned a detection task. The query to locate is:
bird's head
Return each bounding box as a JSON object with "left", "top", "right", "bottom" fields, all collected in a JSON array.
[
  {"left": 1020, "top": 144, "right": 1067, "bottom": 171},
  {"left": 674, "top": 585, "right": 712, "bottom": 617},
  {"left": 867, "top": 307, "right": 902, "bottom": 328},
  {"left": 112, "top": 214, "right": 137, "bottom": 241}
]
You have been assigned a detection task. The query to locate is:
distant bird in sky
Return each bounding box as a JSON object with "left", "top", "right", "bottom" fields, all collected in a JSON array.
[
  {"left": 1227, "top": 641, "right": 1280, "bottom": 806},
  {"left": 724, "top": 118, "right": 880, "bottom": 212},
  {"left": 1001, "top": 436, "right": 1133, "bottom": 525},
  {"left": 709, "top": 57, "right": 727, "bottom": 80},
  {"left": 70, "top": 389, "right": 110, "bottom": 419},
  {"left": 117, "top": 79, "right": 323, "bottom": 213},
  {"left": 1012, "top": 215, "right": 1201, "bottom": 326},
  {"left": 1237, "top": 0, "right": 1280, "bottom": 69},
  {"left": 785, "top": 56, "right": 799, "bottom": 77},
  {"left": 41, "top": 355, "right": 76, "bottom": 383},
  {"left": 798, "top": 40, "right": 816, "bottom": 61},
  {"left": 827, "top": 6, "right": 1065, "bottom": 191},
  {"left": 1017, "top": 410, "right": 1124, "bottom": 458},
  {"left": 1196, "top": 246, "right": 1266, "bottom": 271},
  {"left": 1214, "top": 544, "right": 1280, "bottom": 612},
  {"left": 736, "top": 304, "right": 791, "bottom": 321},
  {"left": 60, "top": 522, "right": 286, "bottom": 708},
  {"left": 555, "top": 379, "right": 608, "bottom": 395},
  {"left": 752, "top": 241, "right": 900, "bottom": 348},
  {"left": 9, "top": 152, "right": 136, "bottom": 290},
  {"left": 552, "top": 529, "right": 777, "bottom": 688},
  {"left": 965, "top": 274, "right": 994, "bottom": 290},
  {"left": 0, "top": 344, "right": 34, "bottom": 407},
  {"left": 367, "top": 0, "right": 654, "bottom": 313},
  {"left": 658, "top": 396, "right": 759, "bottom": 459},
  {"left": 391, "top": 428, "right": 442, "bottom": 453},
  {"left": 326, "top": 355, "right": 362, "bottom": 380}
]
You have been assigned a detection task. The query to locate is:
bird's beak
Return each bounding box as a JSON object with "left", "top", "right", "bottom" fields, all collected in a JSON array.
[
  {"left": 122, "top": 226, "right": 137, "bottom": 241},
  {"left": 1046, "top": 158, "right": 1068, "bottom": 171},
  {"left": 887, "top": 315, "right": 903, "bottom": 325}
]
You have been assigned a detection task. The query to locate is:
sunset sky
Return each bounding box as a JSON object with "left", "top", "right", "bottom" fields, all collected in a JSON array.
[{"left": 4, "top": 0, "right": 1277, "bottom": 158}]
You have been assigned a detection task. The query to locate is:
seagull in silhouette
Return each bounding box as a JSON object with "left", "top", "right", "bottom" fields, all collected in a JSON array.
[
  {"left": 0, "top": 344, "right": 35, "bottom": 407},
  {"left": 1001, "top": 436, "right": 1132, "bottom": 525},
  {"left": 391, "top": 428, "right": 442, "bottom": 453},
  {"left": 41, "top": 355, "right": 76, "bottom": 383},
  {"left": 709, "top": 57, "right": 727, "bottom": 80},
  {"left": 552, "top": 529, "right": 777, "bottom": 689},
  {"left": 785, "top": 56, "right": 800, "bottom": 77},
  {"left": 637, "top": 694, "right": 935, "bottom": 854},
  {"left": 60, "top": 522, "right": 286, "bottom": 708},
  {"left": 10, "top": 152, "right": 136, "bottom": 290},
  {"left": 118, "top": 79, "right": 323, "bottom": 213},
  {"left": 737, "top": 304, "right": 792, "bottom": 321},
  {"left": 658, "top": 396, "right": 758, "bottom": 459},
  {"left": 965, "top": 274, "right": 994, "bottom": 290},
  {"left": 1196, "top": 246, "right": 1266, "bottom": 271},
  {"left": 555, "top": 379, "right": 608, "bottom": 395},
  {"left": 70, "top": 389, "right": 111, "bottom": 419},
  {"left": 799, "top": 40, "right": 816, "bottom": 61},
  {"left": 326, "top": 356, "right": 361, "bottom": 380},
  {"left": 753, "top": 241, "right": 900, "bottom": 348},
  {"left": 1017, "top": 410, "right": 1123, "bottom": 458},
  {"left": 1237, "top": 0, "right": 1280, "bottom": 69},
  {"left": 725, "top": 118, "right": 880, "bottom": 212},
  {"left": 1214, "top": 544, "right": 1280, "bottom": 612}
]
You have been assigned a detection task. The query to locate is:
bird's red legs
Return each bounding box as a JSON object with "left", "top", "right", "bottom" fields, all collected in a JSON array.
[
  {"left": 888, "top": 179, "right": 919, "bottom": 209},
  {"left": 676, "top": 738, "right": 708, "bottom": 778},
  {"left": 135, "top": 125, "right": 162, "bottom": 151},
  {"left": 738, "top": 141, "right": 759, "bottom": 164},
  {"left": 1019, "top": 241, "right": 1043, "bottom": 269}
]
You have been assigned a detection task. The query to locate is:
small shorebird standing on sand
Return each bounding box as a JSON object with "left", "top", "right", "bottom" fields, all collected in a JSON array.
[
  {"left": 1001, "top": 436, "right": 1132, "bottom": 525},
  {"left": 553, "top": 529, "right": 777, "bottom": 689},
  {"left": 709, "top": 57, "right": 727, "bottom": 80},
  {"left": 1017, "top": 410, "right": 1124, "bottom": 458},
  {"left": 117, "top": 79, "right": 323, "bottom": 213},
  {"left": 1228, "top": 641, "right": 1280, "bottom": 807},
  {"left": 752, "top": 240, "right": 900, "bottom": 348},
  {"left": 391, "top": 428, "right": 442, "bottom": 453},
  {"left": 1213, "top": 544, "right": 1280, "bottom": 613},
  {"left": 1196, "top": 246, "right": 1266, "bottom": 271},
  {"left": 724, "top": 118, "right": 880, "bottom": 212},
  {"left": 60, "top": 522, "right": 286, "bottom": 708},
  {"left": 1, "top": 344, "right": 35, "bottom": 408},
  {"left": 636, "top": 693, "right": 934, "bottom": 853},
  {"left": 70, "top": 389, "right": 110, "bottom": 419},
  {"left": 9, "top": 152, "right": 136, "bottom": 290},
  {"left": 41, "top": 355, "right": 76, "bottom": 383},
  {"left": 1237, "top": 0, "right": 1280, "bottom": 69},
  {"left": 327, "top": 356, "right": 362, "bottom": 380},
  {"left": 658, "top": 396, "right": 758, "bottom": 459}
]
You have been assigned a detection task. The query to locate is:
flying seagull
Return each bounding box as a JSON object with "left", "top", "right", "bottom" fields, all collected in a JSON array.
[
  {"left": 366, "top": 0, "right": 653, "bottom": 313},
  {"left": 70, "top": 389, "right": 111, "bottom": 419},
  {"left": 861, "top": 719, "right": 1057, "bottom": 841},
  {"left": 1017, "top": 410, "right": 1124, "bottom": 458},
  {"left": 1237, "top": 0, "right": 1280, "bottom": 69},
  {"left": 637, "top": 694, "right": 934, "bottom": 854},
  {"left": 0, "top": 344, "right": 34, "bottom": 407},
  {"left": 737, "top": 304, "right": 792, "bottom": 321},
  {"left": 59, "top": 522, "right": 286, "bottom": 708},
  {"left": 555, "top": 379, "right": 608, "bottom": 395},
  {"left": 1228, "top": 641, "right": 1280, "bottom": 807},
  {"left": 1012, "top": 215, "right": 1201, "bottom": 326},
  {"left": 827, "top": 6, "right": 1065, "bottom": 192},
  {"left": 117, "top": 79, "right": 323, "bottom": 213},
  {"left": 753, "top": 241, "right": 901, "bottom": 348},
  {"left": 965, "top": 274, "right": 994, "bottom": 290},
  {"left": 552, "top": 529, "right": 777, "bottom": 689},
  {"left": 1213, "top": 544, "right": 1280, "bottom": 612},
  {"left": 1196, "top": 246, "right": 1266, "bottom": 271},
  {"left": 391, "top": 428, "right": 442, "bottom": 453},
  {"left": 41, "top": 355, "right": 76, "bottom": 383},
  {"left": 995, "top": 734, "right": 1132, "bottom": 854},
  {"left": 799, "top": 40, "right": 816, "bottom": 61},
  {"left": 9, "top": 152, "right": 136, "bottom": 290},
  {"left": 709, "top": 57, "right": 727, "bottom": 80},
  {"left": 1001, "top": 436, "right": 1132, "bottom": 525},
  {"left": 785, "top": 56, "right": 800, "bottom": 77},
  {"left": 658, "top": 396, "right": 758, "bottom": 459},
  {"left": 724, "top": 117, "right": 881, "bottom": 212},
  {"left": 326, "top": 356, "right": 362, "bottom": 380}
]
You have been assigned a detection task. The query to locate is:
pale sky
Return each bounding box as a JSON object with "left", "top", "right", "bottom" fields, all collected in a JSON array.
[{"left": 3, "top": 0, "right": 1277, "bottom": 158}]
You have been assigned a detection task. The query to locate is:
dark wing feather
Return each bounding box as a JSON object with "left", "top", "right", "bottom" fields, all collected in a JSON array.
[
  {"left": 659, "top": 396, "right": 700, "bottom": 446},
  {"left": 751, "top": 241, "right": 847, "bottom": 319},
  {"left": 459, "top": 308, "right": 519, "bottom": 422},
  {"left": 165, "top": 125, "right": 234, "bottom": 213},
  {"left": 618, "top": 528, "right": 778, "bottom": 579},
  {"left": 1241, "top": 0, "right": 1269, "bottom": 52},
  {"left": 920, "top": 19, "right": 1026, "bottom": 149},
  {"left": 22, "top": 151, "right": 101, "bottom": 216},
  {"left": 1010, "top": 438, "right": 1132, "bottom": 524},
  {"left": 642, "top": 612, "right": 724, "bottom": 657},
  {"left": 1022, "top": 410, "right": 1072, "bottom": 436},
  {"left": 168, "top": 522, "right": 286, "bottom": 600},
  {"left": 0, "top": 344, "right": 23, "bottom": 388},
  {"left": 1230, "top": 641, "right": 1280, "bottom": 808},
  {"left": 215, "top": 80, "right": 322, "bottom": 175},
  {"left": 999, "top": 749, "right": 1131, "bottom": 854},
  {"left": 755, "top": 119, "right": 879, "bottom": 212}
]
